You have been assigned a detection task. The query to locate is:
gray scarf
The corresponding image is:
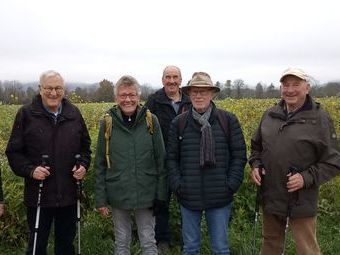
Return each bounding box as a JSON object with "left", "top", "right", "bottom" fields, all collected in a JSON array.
[{"left": 192, "top": 104, "right": 215, "bottom": 167}]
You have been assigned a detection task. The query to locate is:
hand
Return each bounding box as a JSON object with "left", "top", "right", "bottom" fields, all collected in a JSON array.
[
  {"left": 0, "top": 203, "right": 4, "bottom": 217},
  {"left": 287, "top": 173, "right": 304, "bottom": 192},
  {"left": 32, "top": 166, "right": 50, "bottom": 180},
  {"left": 72, "top": 165, "right": 86, "bottom": 180},
  {"left": 151, "top": 199, "right": 167, "bottom": 216},
  {"left": 97, "top": 207, "right": 110, "bottom": 217},
  {"left": 250, "top": 167, "right": 266, "bottom": 186}
]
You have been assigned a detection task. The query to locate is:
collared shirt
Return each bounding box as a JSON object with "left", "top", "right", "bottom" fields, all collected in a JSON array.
[
  {"left": 42, "top": 104, "right": 62, "bottom": 123},
  {"left": 168, "top": 93, "right": 182, "bottom": 114}
]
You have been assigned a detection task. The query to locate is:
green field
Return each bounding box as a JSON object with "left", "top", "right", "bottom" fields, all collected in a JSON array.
[{"left": 0, "top": 98, "right": 339, "bottom": 254}]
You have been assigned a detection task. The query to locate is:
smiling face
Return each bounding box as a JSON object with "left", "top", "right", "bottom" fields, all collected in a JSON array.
[
  {"left": 280, "top": 75, "right": 310, "bottom": 112},
  {"left": 39, "top": 75, "right": 65, "bottom": 112},
  {"left": 188, "top": 87, "right": 215, "bottom": 113},
  {"left": 116, "top": 84, "right": 140, "bottom": 116},
  {"left": 162, "top": 66, "right": 182, "bottom": 98}
]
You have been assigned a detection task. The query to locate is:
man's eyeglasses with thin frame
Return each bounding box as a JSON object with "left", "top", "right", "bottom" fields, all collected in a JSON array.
[{"left": 41, "top": 86, "right": 64, "bottom": 94}]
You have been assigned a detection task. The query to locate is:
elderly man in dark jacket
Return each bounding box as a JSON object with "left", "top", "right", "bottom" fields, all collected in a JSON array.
[
  {"left": 6, "top": 70, "right": 91, "bottom": 255},
  {"left": 167, "top": 72, "right": 247, "bottom": 255},
  {"left": 249, "top": 67, "right": 340, "bottom": 255},
  {"left": 145, "top": 65, "right": 191, "bottom": 252}
]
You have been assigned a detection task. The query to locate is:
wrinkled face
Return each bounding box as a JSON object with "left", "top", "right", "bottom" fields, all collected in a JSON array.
[
  {"left": 162, "top": 66, "right": 182, "bottom": 97},
  {"left": 39, "top": 75, "right": 65, "bottom": 112},
  {"left": 188, "top": 87, "right": 215, "bottom": 113},
  {"left": 116, "top": 85, "right": 140, "bottom": 116},
  {"left": 280, "top": 75, "right": 310, "bottom": 110}
]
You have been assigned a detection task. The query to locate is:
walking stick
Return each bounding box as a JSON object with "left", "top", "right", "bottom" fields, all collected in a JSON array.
[
  {"left": 33, "top": 154, "right": 49, "bottom": 255},
  {"left": 281, "top": 166, "right": 298, "bottom": 255},
  {"left": 75, "top": 154, "right": 82, "bottom": 255},
  {"left": 252, "top": 164, "right": 264, "bottom": 255}
]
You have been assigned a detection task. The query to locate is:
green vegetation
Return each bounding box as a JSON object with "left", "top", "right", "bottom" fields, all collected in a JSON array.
[{"left": 1, "top": 98, "right": 339, "bottom": 254}]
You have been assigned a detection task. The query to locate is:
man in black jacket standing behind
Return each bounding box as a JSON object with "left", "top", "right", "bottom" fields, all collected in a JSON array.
[
  {"left": 6, "top": 70, "right": 91, "bottom": 255},
  {"left": 145, "top": 65, "right": 191, "bottom": 252}
]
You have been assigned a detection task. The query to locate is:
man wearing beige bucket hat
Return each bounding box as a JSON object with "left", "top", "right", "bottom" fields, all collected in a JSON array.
[
  {"left": 249, "top": 67, "right": 340, "bottom": 255},
  {"left": 167, "top": 71, "right": 247, "bottom": 254}
]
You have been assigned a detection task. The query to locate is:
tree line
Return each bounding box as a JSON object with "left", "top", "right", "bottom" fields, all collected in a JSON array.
[{"left": 0, "top": 78, "right": 339, "bottom": 105}]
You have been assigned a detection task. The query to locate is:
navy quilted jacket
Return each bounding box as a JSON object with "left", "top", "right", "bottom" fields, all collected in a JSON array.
[{"left": 166, "top": 104, "right": 247, "bottom": 210}]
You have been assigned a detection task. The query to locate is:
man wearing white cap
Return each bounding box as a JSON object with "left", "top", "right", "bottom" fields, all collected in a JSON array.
[{"left": 249, "top": 68, "right": 340, "bottom": 255}]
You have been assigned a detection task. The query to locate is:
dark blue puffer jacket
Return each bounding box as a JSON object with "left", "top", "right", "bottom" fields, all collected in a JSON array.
[{"left": 166, "top": 104, "right": 247, "bottom": 210}]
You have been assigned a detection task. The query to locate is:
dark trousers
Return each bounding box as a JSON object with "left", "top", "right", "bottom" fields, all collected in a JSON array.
[
  {"left": 26, "top": 204, "right": 76, "bottom": 255},
  {"left": 155, "top": 192, "right": 171, "bottom": 244}
]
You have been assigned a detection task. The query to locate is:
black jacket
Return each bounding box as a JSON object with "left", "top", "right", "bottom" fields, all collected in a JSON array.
[
  {"left": 166, "top": 104, "right": 247, "bottom": 210},
  {"left": 6, "top": 95, "right": 91, "bottom": 207},
  {"left": 145, "top": 88, "right": 191, "bottom": 148}
]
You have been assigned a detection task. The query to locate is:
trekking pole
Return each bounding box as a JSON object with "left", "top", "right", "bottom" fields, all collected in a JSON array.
[
  {"left": 33, "top": 154, "right": 49, "bottom": 255},
  {"left": 75, "top": 154, "right": 82, "bottom": 255},
  {"left": 281, "top": 166, "right": 298, "bottom": 255},
  {"left": 252, "top": 163, "right": 264, "bottom": 255}
]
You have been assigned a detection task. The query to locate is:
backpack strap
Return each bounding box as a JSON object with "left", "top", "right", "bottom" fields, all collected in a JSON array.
[
  {"left": 216, "top": 109, "right": 229, "bottom": 141},
  {"left": 104, "top": 113, "right": 112, "bottom": 168},
  {"left": 103, "top": 109, "right": 153, "bottom": 169},
  {"left": 178, "top": 111, "right": 189, "bottom": 141},
  {"left": 145, "top": 109, "right": 154, "bottom": 135},
  {"left": 178, "top": 109, "right": 229, "bottom": 141}
]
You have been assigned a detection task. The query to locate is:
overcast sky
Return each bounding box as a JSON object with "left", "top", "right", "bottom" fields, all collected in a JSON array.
[{"left": 1, "top": 0, "right": 339, "bottom": 87}]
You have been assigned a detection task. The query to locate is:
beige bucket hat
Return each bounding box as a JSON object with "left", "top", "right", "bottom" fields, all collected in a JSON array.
[{"left": 182, "top": 71, "right": 220, "bottom": 94}]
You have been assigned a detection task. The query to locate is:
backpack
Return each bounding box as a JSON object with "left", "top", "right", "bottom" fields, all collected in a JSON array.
[
  {"left": 178, "top": 108, "right": 230, "bottom": 141},
  {"left": 103, "top": 109, "right": 154, "bottom": 168}
]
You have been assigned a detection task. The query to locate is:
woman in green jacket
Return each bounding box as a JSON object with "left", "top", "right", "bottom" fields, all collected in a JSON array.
[{"left": 95, "top": 75, "right": 166, "bottom": 255}]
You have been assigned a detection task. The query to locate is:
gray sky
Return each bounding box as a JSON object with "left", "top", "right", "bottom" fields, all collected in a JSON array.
[{"left": 1, "top": 0, "right": 340, "bottom": 87}]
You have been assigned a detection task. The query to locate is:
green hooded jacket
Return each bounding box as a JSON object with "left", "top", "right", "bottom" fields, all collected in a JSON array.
[{"left": 95, "top": 105, "right": 166, "bottom": 209}]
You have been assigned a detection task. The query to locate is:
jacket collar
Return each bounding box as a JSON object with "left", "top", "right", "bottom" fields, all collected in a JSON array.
[
  {"left": 154, "top": 87, "right": 190, "bottom": 105},
  {"left": 31, "top": 95, "right": 76, "bottom": 120},
  {"left": 270, "top": 95, "right": 318, "bottom": 120}
]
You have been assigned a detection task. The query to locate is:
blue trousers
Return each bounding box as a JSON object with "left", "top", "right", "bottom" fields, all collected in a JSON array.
[{"left": 180, "top": 203, "right": 232, "bottom": 255}]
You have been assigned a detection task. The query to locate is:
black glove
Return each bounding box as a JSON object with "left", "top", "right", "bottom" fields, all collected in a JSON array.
[{"left": 151, "top": 199, "right": 168, "bottom": 216}]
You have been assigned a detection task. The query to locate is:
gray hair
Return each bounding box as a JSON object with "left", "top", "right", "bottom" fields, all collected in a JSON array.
[
  {"left": 39, "top": 70, "right": 64, "bottom": 86},
  {"left": 114, "top": 75, "right": 141, "bottom": 96},
  {"left": 162, "top": 65, "right": 182, "bottom": 79}
]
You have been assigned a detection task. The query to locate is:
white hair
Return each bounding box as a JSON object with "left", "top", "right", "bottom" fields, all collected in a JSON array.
[{"left": 39, "top": 70, "right": 64, "bottom": 85}]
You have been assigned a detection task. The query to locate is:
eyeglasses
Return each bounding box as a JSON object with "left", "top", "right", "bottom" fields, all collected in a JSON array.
[
  {"left": 118, "top": 94, "right": 138, "bottom": 100},
  {"left": 189, "top": 89, "right": 212, "bottom": 97},
  {"left": 42, "top": 86, "right": 64, "bottom": 94}
]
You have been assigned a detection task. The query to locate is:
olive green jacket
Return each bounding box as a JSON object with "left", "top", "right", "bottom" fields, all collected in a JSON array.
[
  {"left": 95, "top": 105, "right": 166, "bottom": 209},
  {"left": 249, "top": 96, "right": 340, "bottom": 218}
]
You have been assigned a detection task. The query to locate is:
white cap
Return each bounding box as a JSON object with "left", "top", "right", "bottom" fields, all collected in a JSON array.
[{"left": 280, "top": 67, "right": 308, "bottom": 82}]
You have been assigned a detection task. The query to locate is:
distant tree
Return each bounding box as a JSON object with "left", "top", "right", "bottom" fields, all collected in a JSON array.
[
  {"left": 309, "top": 84, "right": 322, "bottom": 97},
  {"left": 233, "top": 79, "right": 245, "bottom": 98},
  {"left": 224, "top": 80, "right": 232, "bottom": 98},
  {"left": 74, "top": 86, "right": 90, "bottom": 102},
  {"left": 255, "top": 82, "right": 264, "bottom": 98},
  {"left": 322, "top": 82, "right": 340, "bottom": 96},
  {"left": 214, "top": 81, "right": 224, "bottom": 99},
  {"left": 25, "top": 86, "right": 37, "bottom": 103},
  {"left": 95, "top": 79, "right": 114, "bottom": 102},
  {"left": 140, "top": 83, "right": 155, "bottom": 101},
  {"left": 266, "top": 83, "right": 280, "bottom": 98}
]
